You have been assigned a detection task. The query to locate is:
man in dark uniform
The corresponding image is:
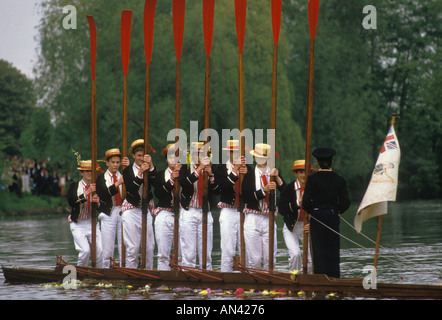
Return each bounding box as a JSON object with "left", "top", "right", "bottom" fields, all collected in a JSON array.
[{"left": 302, "top": 147, "right": 350, "bottom": 278}]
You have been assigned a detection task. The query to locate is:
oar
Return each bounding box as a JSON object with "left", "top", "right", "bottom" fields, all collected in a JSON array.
[
  {"left": 142, "top": 0, "right": 157, "bottom": 269},
  {"left": 235, "top": 0, "right": 247, "bottom": 267},
  {"left": 201, "top": 0, "right": 215, "bottom": 270},
  {"left": 172, "top": 0, "right": 186, "bottom": 265},
  {"left": 120, "top": 9, "right": 132, "bottom": 268},
  {"left": 268, "top": 0, "right": 282, "bottom": 272},
  {"left": 303, "top": 0, "right": 320, "bottom": 274},
  {"left": 86, "top": 15, "right": 98, "bottom": 268},
  {"left": 141, "top": 0, "right": 157, "bottom": 269}
]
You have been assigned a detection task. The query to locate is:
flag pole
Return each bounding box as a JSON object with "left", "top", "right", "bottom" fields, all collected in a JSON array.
[
  {"left": 86, "top": 15, "right": 97, "bottom": 268},
  {"left": 201, "top": 0, "right": 215, "bottom": 270},
  {"left": 373, "top": 113, "right": 397, "bottom": 269},
  {"left": 373, "top": 215, "right": 383, "bottom": 269},
  {"left": 303, "top": 0, "right": 320, "bottom": 274}
]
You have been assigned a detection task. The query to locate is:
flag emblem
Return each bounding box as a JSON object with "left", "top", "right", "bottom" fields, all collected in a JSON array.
[
  {"left": 380, "top": 129, "right": 398, "bottom": 153},
  {"left": 354, "top": 124, "right": 400, "bottom": 232}
]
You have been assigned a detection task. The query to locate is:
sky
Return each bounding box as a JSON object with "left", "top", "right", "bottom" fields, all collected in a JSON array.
[{"left": 0, "top": 0, "right": 42, "bottom": 79}]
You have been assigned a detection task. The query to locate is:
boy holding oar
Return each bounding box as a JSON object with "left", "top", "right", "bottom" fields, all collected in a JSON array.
[
  {"left": 153, "top": 143, "right": 181, "bottom": 270},
  {"left": 96, "top": 148, "right": 124, "bottom": 268},
  {"left": 121, "top": 139, "right": 156, "bottom": 269},
  {"left": 67, "top": 160, "right": 103, "bottom": 267},
  {"left": 242, "top": 143, "right": 285, "bottom": 269}
]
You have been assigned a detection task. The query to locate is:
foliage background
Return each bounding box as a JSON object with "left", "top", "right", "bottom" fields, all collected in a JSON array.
[{"left": 1, "top": 0, "right": 441, "bottom": 201}]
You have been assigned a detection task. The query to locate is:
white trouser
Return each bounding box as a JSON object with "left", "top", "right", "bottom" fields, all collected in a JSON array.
[
  {"left": 244, "top": 213, "right": 276, "bottom": 269},
  {"left": 219, "top": 207, "right": 242, "bottom": 272},
  {"left": 154, "top": 210, "right": 177, "bottom": 270},
  {"left": 282, "top": 222, "right": 312, "bottom": 273},
  {"left": 121, "top": 208, "right": 155, "bottom": 269},
  {"left": 70, "top": 219, "right": 103, "bottom": 268},
  {"left": 179, "top": 207, "right": 213, "bottom": 270},
  {"left": 99, "top": 206, "right": 122, "bottom": 268}
]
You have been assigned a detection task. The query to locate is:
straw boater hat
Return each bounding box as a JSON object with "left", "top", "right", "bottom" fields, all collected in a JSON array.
[
  {"left": 77, "top": 160, "right": 92, "bottom": 171},
  {"left": 128, "top": 139, "right": 154, "bottom": 155},
  {"left": 104, "top": 148, "right": 122, "bottom": 160},
  {"left": 223, "top": 140, "right": 239, "bottom": 151},
  {"left": 161, "top": 143, "right": 177, "bottom": 158},
  {"left": 290, "top": 160, "right": 313, "bottom": 172},
  {"left": 190, "top": 141, "right": 205, "bottom": 152},
  {"left": 250, "top": 143, "right": 271, "bottom": 158}
]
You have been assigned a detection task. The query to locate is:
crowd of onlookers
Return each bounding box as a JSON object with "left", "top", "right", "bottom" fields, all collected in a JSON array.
[{"left": 1, "top": 156, "right": 72, "bottom": 198}]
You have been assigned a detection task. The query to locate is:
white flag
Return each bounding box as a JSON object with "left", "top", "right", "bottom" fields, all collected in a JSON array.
[{"left": 354, "top": 125, "right": 401, "bottom": 233}]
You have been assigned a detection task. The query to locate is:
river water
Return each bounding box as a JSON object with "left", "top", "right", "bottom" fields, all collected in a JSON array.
[{"left": 1, "top": 199, "right": 441, "bottom": 300}]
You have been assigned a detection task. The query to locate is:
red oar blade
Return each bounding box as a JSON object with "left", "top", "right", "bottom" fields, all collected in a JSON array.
[
  {"left": 203, "top": 0, "right": 215, "bottom": 57},
  {"left": 234, "top": 0, "right": 247, "bottom": 54},
  {"left": 271, "top": 0, "right": 282, "bottom": 46},
  {"left": 173, "top": 0, "right": 186, "bottom": 61},
  {"left": 86, "top": 15, "right": 97, "bottom": 81},
  {"left": 121, "top": 10, "right": 133, "bottom": 76},
  {"left": 308, "top": 0, "right": 320, "bottom": 40},
  {"left": 144, "top": 0, "right": 157, "bottom": 67}
]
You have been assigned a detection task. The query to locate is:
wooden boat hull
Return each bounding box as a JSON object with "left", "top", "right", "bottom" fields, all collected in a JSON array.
[{"left": 2, "top": 264, "right": 442, "bottom": 299}]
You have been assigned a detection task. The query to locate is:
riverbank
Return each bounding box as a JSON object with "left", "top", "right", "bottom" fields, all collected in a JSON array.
[{"left": 0, "top": 191, "right": 67, "bottom": 218}]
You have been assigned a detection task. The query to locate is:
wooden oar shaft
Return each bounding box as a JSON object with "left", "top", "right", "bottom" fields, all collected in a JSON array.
[
  {"left": 304, "top": 39, "right": 315, "bottom": 178},
  {"left": 238, "top": 52, "right": 246, "bottom": 267},
  {"left": 122, "top": 77, "right": 128, "bottom": 166},
  {"left": 202, "top": 55, "right": 211, "bottom": 270},
  {"left": 86, "top": 14, "right": 98, "bottom": 269},
  {"left": 303, "top": 39, "right": 315, "bottom": 274},
  {"left": 238, "top": 54, "right": 244, "bottom": 135},
  {"left": 120, "top": 10, "right": 132, "bottom": 268},
  {"left": 173, "top": 59, "right": 181, "bottom": 265},
  {"left": 91, "top": 79, "right": 97, "bottom": 268},
  {"left": 270, "top": 44, "right": 277, "bottom": 133},
  {"left": 204, "top": 56, "right": 210, "bottom": 132},
  {"left": 175, "top": 61, "right": 181, "bottom": 132},
  {"left": 120, "top": 75, "right": 128, "bottom": 267},
  {"left": 268, "top": 43, "right": 278, "bottom": 271},
  {"left": 141, "top": 66, "right": 151, "bottom": 268}
]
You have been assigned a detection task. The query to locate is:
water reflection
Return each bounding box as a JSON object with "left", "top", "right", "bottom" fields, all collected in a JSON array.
[{"left": 1, "top": 200, "right": 441, "bottom": 300}]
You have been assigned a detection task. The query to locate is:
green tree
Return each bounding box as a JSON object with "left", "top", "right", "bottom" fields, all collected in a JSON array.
[
  {"left": 0, "top": 59, "right": 35, "bottom": 156},
  {"left": 34, "top": 0, "right": 303, "bottom": 175},
  {"left": 369, "top": 0, "right": 442, "bottom": 198},
  {"left": 283, "top": 0, "right": 441, "bottom": 200},
  {"left": 19, "top": 107, "right": 53, "bottom": 161},
  {"left": 284, "top": 0, "right": 378, "bottom": 199},
  {"left": 32, "top": 0, "right": 441, "bottom": 199}
]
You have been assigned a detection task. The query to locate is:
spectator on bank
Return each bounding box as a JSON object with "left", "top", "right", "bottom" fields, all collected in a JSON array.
[
  {"left": 8, "top": 170, "right": 22, "bottom": 198},
  {"left": 50, "top": 171, "right": 60, "bottom": 196}
]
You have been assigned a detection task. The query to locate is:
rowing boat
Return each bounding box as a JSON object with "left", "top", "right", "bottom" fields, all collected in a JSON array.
[{"left": 2, "top": 256, "right": 441, "bottom": 299}]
